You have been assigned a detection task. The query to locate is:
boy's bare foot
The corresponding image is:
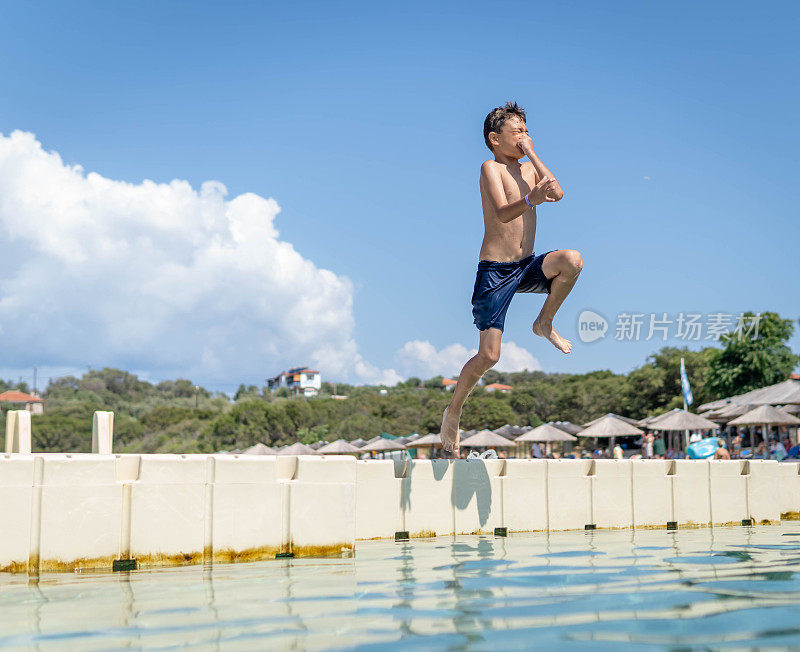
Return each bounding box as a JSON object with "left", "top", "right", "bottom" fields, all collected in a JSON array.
[
  {"left": 532, "top": 317, "right": 572, "bottom": 353},
  {"left": 440, "top": 405, "right": 461, "bottom": 455}
]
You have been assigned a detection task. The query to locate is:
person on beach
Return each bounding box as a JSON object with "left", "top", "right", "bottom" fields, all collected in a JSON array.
[
  {"left": 441, "top": 102, "right": 583, "bottom": 454},
  {"left": 714, "top": 440, "right": 731, "bottom": 460}
]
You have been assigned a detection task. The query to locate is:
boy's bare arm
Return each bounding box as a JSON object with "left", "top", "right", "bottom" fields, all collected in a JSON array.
[
  {"left": 481, "top": 161, "right": 559, "bottom": 224},
  {"left": 518, "top": 136, "right": 564, "bottom": 201}
]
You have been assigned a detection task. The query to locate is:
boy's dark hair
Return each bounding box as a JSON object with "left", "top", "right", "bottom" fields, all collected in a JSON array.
[{"left": 484, "top": 101, "right": 527, "bottom": 152}]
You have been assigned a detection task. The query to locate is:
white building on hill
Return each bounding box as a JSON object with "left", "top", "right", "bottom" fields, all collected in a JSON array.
[{"left": 267, "top": 367, "right": 321, "bottom": 397}]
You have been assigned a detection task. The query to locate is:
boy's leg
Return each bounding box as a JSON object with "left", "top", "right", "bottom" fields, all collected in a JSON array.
[
  {"left": 441, "top": 327, "right": 502, "bottom": 454},
  {"left": 532, "top": 249, "right": 583, "bottom": 354}
]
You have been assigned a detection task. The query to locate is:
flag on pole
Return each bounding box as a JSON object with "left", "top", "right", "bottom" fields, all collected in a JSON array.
[{"left": 680, "top": 357, "right": 693, "bottom": 406}]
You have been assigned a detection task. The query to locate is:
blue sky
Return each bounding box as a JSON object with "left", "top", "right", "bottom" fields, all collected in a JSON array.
[{"left": 1, "top": 0, "right": 798, "bottom": 393}]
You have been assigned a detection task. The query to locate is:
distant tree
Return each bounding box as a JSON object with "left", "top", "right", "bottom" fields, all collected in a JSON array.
[
  {"left": 460, "top": 397, "right": 517, "bottom": 430},
  {"left": 623, "top": 347, "right": 714, "bottom": 418},
  {"left": 423, "top": 376, "right": 445, "bottom": 390},
  {"left": 234, "top": 384, "right": 261, "bottom": 401},
  {"left": 156, "top": 378, "right": 207, "bottom": 399},
  {"left": 706, "top": 311, "right": 799, "bottom": 398}
]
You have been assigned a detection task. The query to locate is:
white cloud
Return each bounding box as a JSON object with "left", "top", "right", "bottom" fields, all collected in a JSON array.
[
  {"left": 395, "top": 339, "right": 540, "bottom": 378},
  {"left": 0, "top": 130, "right": 402, "bottom": 387},
  {"left": 395, "top": 340, "right": 473, "bottom": 378},
  {"left": 494, "top": 341, "right": 542, "bottom": 373}
]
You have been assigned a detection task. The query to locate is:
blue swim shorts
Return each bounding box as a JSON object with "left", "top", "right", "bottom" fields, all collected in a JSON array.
[{"left": 471, "top": 250, "right": 556, "bottom": 332}]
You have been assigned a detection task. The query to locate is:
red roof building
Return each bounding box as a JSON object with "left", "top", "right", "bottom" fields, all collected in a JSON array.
[
  {"left": 0, "top": 390, "right": 43, "bottom": 403},
  {"left": 0, "top": 390, "right": 44, "bottom": 415},
  {"left": 485, "top": 382, "right": 513, "bottom": 393}
]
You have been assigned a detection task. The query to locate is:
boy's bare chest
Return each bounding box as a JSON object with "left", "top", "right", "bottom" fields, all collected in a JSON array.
[{"left": 500, "top": 166, "right": 538, "bottom": 201}]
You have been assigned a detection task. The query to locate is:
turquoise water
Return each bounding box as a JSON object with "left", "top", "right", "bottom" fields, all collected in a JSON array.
[{"left": 2, "top": 524, "right": 800, "bottom": 650}]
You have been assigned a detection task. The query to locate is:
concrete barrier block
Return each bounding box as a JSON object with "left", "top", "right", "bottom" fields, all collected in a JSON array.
[
  {"left": 0, "top": 454, "right": 34, "bottom": 572},
  {"left": 671, "top": 460, "right": 711, "bottom": 527},
  {"left": 4, "top": 410, "right": 31, "bottom": 454},
  {"left": 210, "top": 455, "right": 282, "bottom": 561},
  {"left": 631, "top": 460, "right": 670, "bottom": 528},
  {"left": 546, "top": 460, "right": 593, "bottom": 531},
  {"left": 92, "top": 411, "right": 114, "bottom": 454},
  {"left": 501, "top": 459, "right": 548, "bottom": 532},
  {"left": 355, "top": 460, "right": 403, "bottom": 540},
  {"left": 38, "top": 454, "right": 122, "bottom": 571},
  {"left": 130, "top": 455, "right": 207, "bottom": 566},
  {"left": 289, "top": 456, "right": 356, "bottom": 556},
  {"left": 115, "top": 454, "right": 141, "bottom": 482},
  {"left": 777, "top": 462, "right": 800, "bottom": 519},
  {"left": 293, "top": 455, "right": 356, "bottom": 482},
  {"left": 401, "top": 460, "right": 454, "bottom": 537},
  {"left": 453, "top": 459, "right": 505, "bottom": 535},
  {"left": 748, "top": 460, "right": 780, "bottom": 524},
  {"left": 592, "top": 460, "right": 633, "bottom": 529},
  {"left": 708, "top": 461, "right": 748, "bottom": 525}
]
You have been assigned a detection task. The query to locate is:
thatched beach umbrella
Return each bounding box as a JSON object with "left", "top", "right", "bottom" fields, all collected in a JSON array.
[
  {"left": 516, "top": 423, "right": 577, "bottom": 442},
  {"left": 648, "top": 410, "right": 719, "bottom": 431},
  {"left": 728, "top": 404, "right": 800, "bottom": 450},
  {"left": 460, "top": 429, "right": 517, "bottom": 448},
  {"left": 578, "top": 415, "right": 643, "bottom": 454},
  {"left": 243, "top": 442, "right": 278, "bottom": 455},
  {"left": 648, "top": 409, "right": 719, "bottom": 450},
  {"left": 551, "top": 421, "right": 584, "bottom": 436},
  {"left": 361, "top": 437, "right": 406, "bottom": 452},
  {"left": 350, "top": 438, "right": 366, "bottom": 448},
  {"left": 412, "top": 433, "right": 442, "bottom": 447},
  {"left": 515, "top": 423, "right": 576, "bottom": 457},
  {"left": 578, "top": 415, "right": 644, "bottom": 438},
  {"left": 493, "top": 424, "right": 530, "bottom": 439},
  {"left": 736, "top": 379, "right": 800, "bottom": 406},
  {"left": 698, "top": 379, "right": 800, "bottom": 412},
  {"left": 707, "top": 402, "right": 758, "bottom": 424},
  {"left": 583, "top": 413, "right": 641, "bottom": 429},
  {"left": 317, "top": 439, "right": 363, "bottom": 455},
  {"left": 638, "top": 408, "right": 682, "bottom": 428},
  {"left": 276, "top": 442, "right": 318, "bottom": 455},
  {"left": 309, "top": 441, "right": 328, "bottom": 450}
]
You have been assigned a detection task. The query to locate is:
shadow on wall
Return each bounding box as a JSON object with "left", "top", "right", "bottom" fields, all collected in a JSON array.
[
  {"left": 453, "top": 461, "right": 492, "bottom": 527},
  {"left": 398, "top": 459, "right": 494, "bottom": 529}
]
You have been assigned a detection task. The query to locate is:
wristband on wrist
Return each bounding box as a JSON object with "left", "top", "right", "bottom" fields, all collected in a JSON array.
[{"left": 524, "top": 193, "right": 534, "bottom": 209}]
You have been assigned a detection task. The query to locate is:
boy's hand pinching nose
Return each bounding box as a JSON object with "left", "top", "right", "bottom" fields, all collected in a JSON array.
[{"left": 517, "top": 135, "right": 535, "bottom": 155}]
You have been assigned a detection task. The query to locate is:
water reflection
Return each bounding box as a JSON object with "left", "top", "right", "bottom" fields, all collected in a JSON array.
[{"left": 2, "top": 525, "right": 800, "bottom": 649}]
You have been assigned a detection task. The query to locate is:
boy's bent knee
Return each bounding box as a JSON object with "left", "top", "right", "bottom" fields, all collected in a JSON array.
[
  {"left": 566, "top": 249, "right": 583, "bottom": 272},
  {"left": 478, "top": 348, "right": 501, "bottom": 368}
]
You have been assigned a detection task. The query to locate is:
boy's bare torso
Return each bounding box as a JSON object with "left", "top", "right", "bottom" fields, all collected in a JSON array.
[{"left": 479, "top": 160, "right": 539, "bottom": 263}]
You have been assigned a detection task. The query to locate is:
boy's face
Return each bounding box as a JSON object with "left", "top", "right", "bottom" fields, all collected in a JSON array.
[{"left": 491, "top": 116, "right": 528, "bottom": 159}]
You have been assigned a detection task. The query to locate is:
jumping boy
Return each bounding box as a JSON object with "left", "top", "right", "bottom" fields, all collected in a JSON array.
[{"left": 441, "top": 101, "right": 583, "bottom": 454}]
